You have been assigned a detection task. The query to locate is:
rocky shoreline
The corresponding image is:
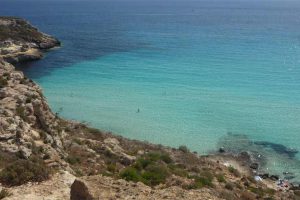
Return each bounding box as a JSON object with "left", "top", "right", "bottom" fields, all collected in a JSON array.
[
  {"left": 0, "top": 17, "right": 299, "bottom": 200},
  {"left": 0, "top": 17, "right": 60, "bottom": 64}
]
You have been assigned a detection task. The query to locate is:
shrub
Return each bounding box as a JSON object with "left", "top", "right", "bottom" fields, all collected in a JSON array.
[
  {"left": 200, "top": 170, "right": 214, "bottom": 181},
  {"left": 188, "top": 173, "right": 214, "bottom": 189},
  {"left": 216, "top": 173, "right": 226, "bottom": 183},
  {"left": 87, "top": 127, "right": 102, "bottom": 135},
  {"left": 0, "top": 77, "right": 8, "bottom": 88},
  {"left": 74, "top": 168, "right": 83, "bottom": 177},
  {"left": 120, "top": 167, "right": 141, "bottom": 182},
  {"left": 193, "top": 176, "right": 213, "bottom": 188},
  {"left": 0, "top": 189, "right": 11, "bottom": 199},
  {"left": 0, "top": 78, "right": 7, "bottom": 88},
  {"left": 0, "top": 158, "right": 50, "bottom": 186},
  {"left": 134, "top": 152, "right": 172, "bottom": 170},
  {"left": 16, "top": 106, "right": 27, "bottom": 120},
  {"left": 66, "top": 155, "right": 81, "bottom": 165},
  {"left": 119, "top": 152, "right": 175, "bottom": 186},
  {"left": 141, "top": 165, "right": 169, "bottom": 186},
  {"left": 0, "top": 151, "right": 18, "bottom": 169},
  {"left": 134, "top": 158, "right": 152, "bottom": 170},
  {"left": 168, "top": 164, "right": 188, "bottom": 177},
  {"left": 147, "top": 152, "right": 172, "bottom": 163},
  {"left": 178, "top": 145, "right": 189, "bottom": 153},
  {"left": 248, "top": 186, "right": 274, "bottom": 198},
  {"left": 159, "top": 154, "right": 173, "bottom": 164},
  {"left": 225, "top": 182, "right": 234, "bottom": 190},
  {"left": 107, "top": 163, "right": 116, "bottom": 173}
]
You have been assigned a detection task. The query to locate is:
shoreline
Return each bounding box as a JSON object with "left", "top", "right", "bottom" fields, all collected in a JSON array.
[{"left": 0, "top": 16, "right": 299, "bottom": 199}]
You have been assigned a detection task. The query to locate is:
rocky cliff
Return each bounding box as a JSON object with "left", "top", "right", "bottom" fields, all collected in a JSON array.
[
  {"left": 0, "top": 17, "right": 60, "bottom": 63},
  {"left": 0, "top": 17, "right": 298, "bottom": 200}
]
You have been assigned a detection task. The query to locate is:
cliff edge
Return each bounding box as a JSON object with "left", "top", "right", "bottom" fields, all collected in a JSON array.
[{"left": 0, "top": 17, "right": 60, "bottom": 63}]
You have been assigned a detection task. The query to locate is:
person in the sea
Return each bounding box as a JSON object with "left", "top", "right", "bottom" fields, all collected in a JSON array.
[{"left": 137, "top": 108, "right": 140, "bottom": 113}]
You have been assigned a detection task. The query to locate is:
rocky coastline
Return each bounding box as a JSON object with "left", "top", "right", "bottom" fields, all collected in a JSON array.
[
  {"left": 0, "top": 17, "right": 299, "bottom": 199},
  {"left": 0, "top": 17, "right": 60, "bottom": 64}
]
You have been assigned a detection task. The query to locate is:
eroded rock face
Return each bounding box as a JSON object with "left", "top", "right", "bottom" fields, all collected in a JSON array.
[{"left": 0, "top": 59, "right": 66, "bottom": 161}]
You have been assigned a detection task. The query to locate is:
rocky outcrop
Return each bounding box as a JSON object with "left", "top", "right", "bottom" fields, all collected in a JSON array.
[
  {"left": 0, "top": 58, "right": 67, "bottom": 165},
  {"left": 0, "top": 17, "right": 60, "bottom": 63}
]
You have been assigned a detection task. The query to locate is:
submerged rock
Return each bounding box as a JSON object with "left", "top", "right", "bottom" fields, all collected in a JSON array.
[{"left": 254, "top": 141, "right": 299, "bottom": 158}]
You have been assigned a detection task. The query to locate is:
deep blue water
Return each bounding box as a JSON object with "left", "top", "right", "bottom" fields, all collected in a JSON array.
[{"left": 1, "top": 0, "right": 300, "bottom": 181}]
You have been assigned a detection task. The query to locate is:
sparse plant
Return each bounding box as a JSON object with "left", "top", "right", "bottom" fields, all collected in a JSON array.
[
  {"left": 0, "top": 157, "right": 50, "bottom": 186},
  {"left": 216, "top": 173, "right": 226, "bottom": 183},
  {"left": 0, "top": 77, "right": 8, "bottom": 88},
  {"left": 178, "top": 145, "right": 189, "bottom": 153},
  {"left": 66, "top": 155, "right": 81, "bottom": 165},
  {"left": 225, "top": 182, "right": 234, "bottom": 190},
  {"left": 0, "top": 189, "right": 11, "bottom": 199},
  {"left": 228, "top": 166, "right": 240, "bottom": 177},
  {"left": 120, "top": 167, "right": 141, "bottom": 182}
]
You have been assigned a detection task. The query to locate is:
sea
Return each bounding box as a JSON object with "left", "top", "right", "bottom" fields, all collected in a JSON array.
[{"left": 1, "top": 0, "right": 300, "bottom": 182}]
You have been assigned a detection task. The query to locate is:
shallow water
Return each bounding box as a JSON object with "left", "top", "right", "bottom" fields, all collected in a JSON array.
[{"left": 2, "top": 0, "right": 300, "bottom": 181}]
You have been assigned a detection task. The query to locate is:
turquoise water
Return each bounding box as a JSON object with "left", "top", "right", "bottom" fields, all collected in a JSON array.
[{"left": 2, "top": 0, "right": 300, "bottom": 180}]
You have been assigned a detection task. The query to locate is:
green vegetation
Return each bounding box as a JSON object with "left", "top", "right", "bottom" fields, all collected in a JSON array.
[
  {"left": 216, "top": 173, "right": 226, "bottom": 183},
  {"left": 0, "top": 151, "right": 18, "bottom": 169},
  {"left": 0, "top": 157, "right": 50, "bottom": 186},
  {"left": 187, "top": 176, "right": 213, "bottom": 189},
  {"left": 141, "top": 165, "right": 169, "bottom": 186},
  {"left": 248, "top": 186, "right": 275, "bottom": 198},
  {"left": 86, "top": 127, "right": 102, "bottom": 135},
  {"left": 120, "top": 152, "right": 172, "bottom": 186},
  {"left": 0, "top": 189, "right": 11, "bottom": 199},
  {"left": 16, "top": 106, "right": 28, "bottom": 121},
  {"left": 178, "top": 145, "right": 189, "bottom": 153},
  {"left": 0, "top": 17, "right": 44, "bottom": 42},
  {"left": 168, "top": 164, "right": 188, "bottom": 177},
  {"left": 120, "top": 167, "right": 141, "bottom": 182},
  {"left": 107, "top": 163, "right": 117, "bottom": 173},
  {"left": 225, "top": 182, "right": 234, "bottom": 190},
  {"left": 66, "top": 155, "right": 81, "bottom": 165},
  {"left": 0, "top": 76, "right": 8, "bottom": 88},
  {"left": 187, "top": 170, "right": 215, "bottom": 189}
]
